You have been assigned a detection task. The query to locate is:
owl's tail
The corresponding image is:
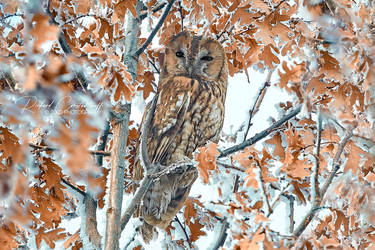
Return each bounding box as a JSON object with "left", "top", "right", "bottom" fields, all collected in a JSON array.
[{"left": 139, "top": 220, "right": 157, "bottom": 244}]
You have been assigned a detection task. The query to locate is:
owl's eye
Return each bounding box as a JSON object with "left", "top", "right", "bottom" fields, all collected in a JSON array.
[
  {"left": 175, "top": 51, "right": 184, "bottom": 58},
  {"left": 201, "top": 56, "right": 213, "bottom": 61}
]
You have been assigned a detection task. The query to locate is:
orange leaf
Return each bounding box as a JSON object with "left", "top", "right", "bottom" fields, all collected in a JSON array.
[
  {"left": 196, "top": 143, "right": 219, "bottom": 183},
  {"left": 30, "top": 14, "right": 59, "bottom": 52},
  {"left": 259, "top": 44, "right": 280, "bottom": 69}
]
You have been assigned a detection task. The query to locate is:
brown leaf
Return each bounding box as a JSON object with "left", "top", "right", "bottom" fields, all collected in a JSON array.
[
  {"left": 30, "top": 14, "right": 59, "bottom": 52},
  {"left": 196, "top": 143, "right": 219, "bottom": 184},
  {"left": 259, "top": 44, "right": 280, "bottom": 69}
]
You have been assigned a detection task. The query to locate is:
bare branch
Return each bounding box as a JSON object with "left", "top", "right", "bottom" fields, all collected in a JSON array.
[
  {"left": 139, "top": 2, "right": 167, "bottom": 20},
  {"left": 95, "top": 121, "right": 111, "bottom": 166},
  {"left": 61, "top": 178, "right": 101, "bottom": 248},
  {"left": 255, "top": 160, "right": 271, "bottom": 215},
  {"left": 29, "top": 143, "right": 111, "bottom": 156},
  {"left": 319, "top": 128, "right": 353, "bottom": 199},
  {"left": 284, "top": 194, "right": 295, "bottom": 234},
  {"left": 1, "top": 70, "right": 16, "bottom": 92},
  {"left": 293, "top": 128, "right": 353, "bottom": 237},
  {"left": 219, "top": 106, "right": 302, "bottom": 158},
  {"left": 175, "top": 216, "right": 192, "bottom": 248},
  {"left": 135, "top": 0, "right": 177, "bottom": 57},
  {"left": 244, "top": 70, "right": 273, "bottom": 143},
  {"left": 178, "top": 1, "right": 184, "bottom": 31},
  {"left": 105, "top": 104, "right": 131, "bottom": 250},
  {"left": 217, "top": 161, "right": 246, "bottom": 172},
  {"left": 311, "top": 111, "right": 322, "bottom": 203},
  {"left": 61, "top": 177, "right": 86, "bottom": 197},
  {"left": 82, "top": 195, "right": 102, "bottom": 249}
]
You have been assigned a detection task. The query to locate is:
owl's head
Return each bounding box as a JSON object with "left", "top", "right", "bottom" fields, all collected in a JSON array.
[{"left": 162, "top": 31, "right": 228, "bottom": 82}]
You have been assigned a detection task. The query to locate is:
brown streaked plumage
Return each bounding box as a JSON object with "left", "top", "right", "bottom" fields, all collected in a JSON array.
[{"left": 133, "top": 31, "right": 228, "bottom": 243}]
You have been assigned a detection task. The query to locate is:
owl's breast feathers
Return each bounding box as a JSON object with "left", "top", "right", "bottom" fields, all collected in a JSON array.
[{"left": 148, "top": 75, "right": 226, "bottom": 166}]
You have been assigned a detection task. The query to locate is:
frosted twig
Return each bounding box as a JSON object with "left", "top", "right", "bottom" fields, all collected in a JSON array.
[
  {"left": 135, "top": 0, "right": 177, "bottom": 57},
  {"left": 95, "top": 121, "right": 111, "bottom": 166},
  {"left": 29, "top": 143, "right": 111, "bottom": 156},
  {"left": 0, "top": 70, "right": 16, "bottom": 92},
  {"left": 217, "top": 161, "right": 246, "bottom": 172},
  {"left": 255, "top": 160, "right": 271, "bottom": 215},
  {"left": 311, "top": 110, "right": 322, "bottom": 203},
  {"left": 293, "top": 128, "right": 353, "bottom": 237},
  {"left": 219, "top": 106, "right": 302, "bottom": 158},
  {"left": 284, "top": 194, "right": 295, "bottom": 234},
  {"left": 243, "top": 70, "right": 273, "bottom": 140},
  {"left": 139, "top": 2, "right": 167, "bottom": 20},
  {"left": 175, "top": 216, "right": 192, "bottom": 248}
]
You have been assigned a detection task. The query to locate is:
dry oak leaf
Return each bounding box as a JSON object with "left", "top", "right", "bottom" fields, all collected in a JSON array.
[
  {"left": 0, "top": 127, "right": 25, "bottom": 168},
  {"left": 265, "top": 132, "right": 285, "bottom": 160},
  {"left": 239, "top": 228, "right": 264, "bottom": 250},
  {"left": 0, "top": 223, "right": 20, "bottom": 249},
  {"left": 30, "top": 14, "right": 59, "bottom": 53},
  {"left": 278, "top": 61, "right": 306, "bottom": 93},
  {"left": 259, "top": 44, "right": 280, "bottom": 69},
  {"left": 196, "top": 142, "right": 219, "bottom": 184},
  {"left": 35, "top": 227, "right": 68, "bottom": 249}
]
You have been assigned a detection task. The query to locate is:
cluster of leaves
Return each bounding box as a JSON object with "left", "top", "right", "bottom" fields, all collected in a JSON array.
[{"left": 0, "top": 0, "right": 374, "bottom": 249}]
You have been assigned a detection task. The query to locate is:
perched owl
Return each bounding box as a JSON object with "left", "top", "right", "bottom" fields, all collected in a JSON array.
[{"left": 133, "top": 31, "right": 228, "bottom": 243}]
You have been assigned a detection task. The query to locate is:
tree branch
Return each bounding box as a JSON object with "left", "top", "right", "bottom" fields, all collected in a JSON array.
[
  {"left": 104, "top": 105, "right": 131, "bottom": 250},
  {"left": 293, "top": 128, "right": 353, "bottom": 237},
  {"left": 219, "top": 106, "right": 302, "bottom": 158},
  {"left": 255, "top": 160, "right": 271, "bottom": 215},
  {"left": 175, "top": 216, "right": 192, "bottom": 248},
  {"left": 243, "top": 70, "right": 273, "bottom": 140},
  {"left": 29, "top": 143, "right": 111, "bottom": 156},
  {"left": 135, "top": 0, "right": 177, "bottom": 57},
  {"left": 311, "top": 111, "right": 322, "bottom": 203},
  {"left": 95, "top": 121, "right": 111, "bottom": 166},
  {"left": 139, "top": 2, "right": 167, "bottom": 20},
  {"left": 82, "top": 195, "right": 102, "bottom": 249}
]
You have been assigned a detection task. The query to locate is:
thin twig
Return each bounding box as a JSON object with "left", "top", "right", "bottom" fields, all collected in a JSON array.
[
  {"left": 139, "top": 2, "right": 167, "bottom": 20},
  {"left": 219, "top": 106, "right": 302, "bottom": 158},
  {"left": 63, "top": 14, "right": 95, "bottom": 25},
  {"left": 175, "top": 216, "right": 192, "bottom": 248},
  {"left": 293, "top": 128, "right": 353, "bottom": 237},
  {"left": 243, "top": 70, "right": 273, "bottom": 140},
  {"left": 96, "top": 121, "right": 111, "bottom": 166},
  {"left": 148, "top": 59, "right": 160, "bottom": 74},
  {"left": 29, "top": 143, "right": 111, "bottom": 156},
  {"left": 283, "top": 194, "right": 295, "bottom": 234},
  {"left": 217, "top": 161, "right": 246, "bottom": 172},
  {"left": 255, "top": 160, "right": 271, "bottom": 215},
  {"left": 178, "top": 1, "right": 184, "bottom": 31},
  {"left": 135, "top": 0, "right": 177, "bottom": 57},
  {"left": 61, "top": 177, "right": 86, "bottom": 197},
  {"left": 1, "top": 71, "right": 16, "bottom": 92},
  {"left": 311, "top": 111, "right": 322, "bottom": 203}
]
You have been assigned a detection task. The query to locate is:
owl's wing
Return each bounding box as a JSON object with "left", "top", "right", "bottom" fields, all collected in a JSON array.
[{"left": 147, "top": 85, "right": 191, "bottom": 164}]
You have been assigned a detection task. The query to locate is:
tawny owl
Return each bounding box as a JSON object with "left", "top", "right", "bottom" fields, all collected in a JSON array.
[{"left": 133, "top": 31, "right": 228, "bottom": 243}]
